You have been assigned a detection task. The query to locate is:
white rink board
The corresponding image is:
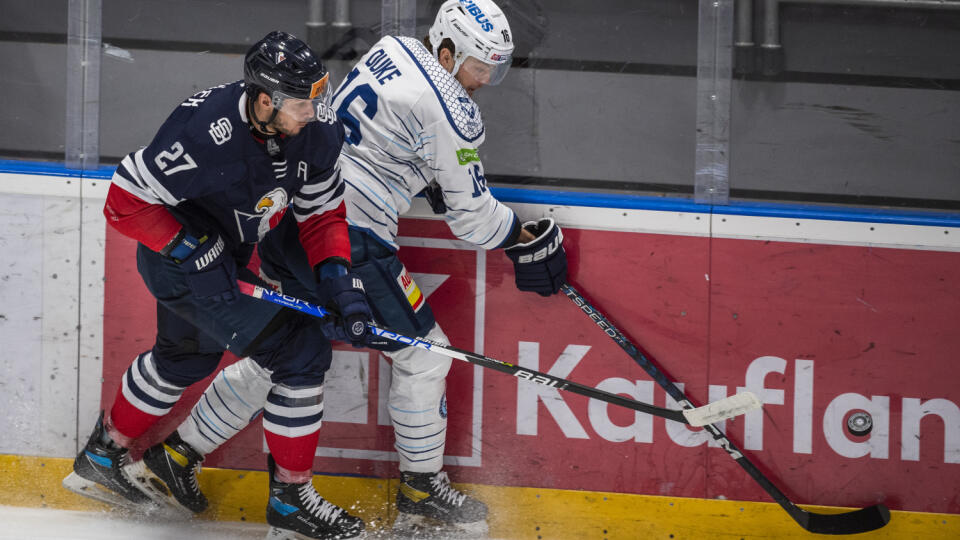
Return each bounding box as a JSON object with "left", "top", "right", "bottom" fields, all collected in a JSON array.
[{"left": 0, "top": 192, "right": 89, "bottom": 458}]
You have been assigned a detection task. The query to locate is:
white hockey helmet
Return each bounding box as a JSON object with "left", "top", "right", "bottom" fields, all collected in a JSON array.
[{"left": 428, "top": 0, "right": 514, "bottom": 85}]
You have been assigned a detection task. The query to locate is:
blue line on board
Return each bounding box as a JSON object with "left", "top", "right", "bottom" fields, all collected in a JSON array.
[{"left": 1, "top": 158, "right": 957, "bottom": 227}]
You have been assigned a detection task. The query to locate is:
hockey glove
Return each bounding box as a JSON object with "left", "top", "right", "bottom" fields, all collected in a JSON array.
[
  {"left": 423, "top": 181, "right": 447, "bottom": 214},
  {"left": 316, "top": 263, "right": 375, "bottom": 348},
  {"left": 504, "top": 218, "right": 568, "bottom": 297},
  {"left": 166, "top": 231, "right": 239, "bottom": 303}
]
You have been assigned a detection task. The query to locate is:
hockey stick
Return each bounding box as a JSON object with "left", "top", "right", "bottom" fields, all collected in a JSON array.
[
  {"left": 560, "top": 283, "right": 891, "bottom": 535},
  {"left": 237, "top": 279, "right": 759, "bottom": 427}
]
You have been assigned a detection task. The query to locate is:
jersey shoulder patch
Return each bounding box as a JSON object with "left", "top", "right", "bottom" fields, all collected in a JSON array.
[
  {"left": 392, "top": 36, "right": 484, "bottom": 142},
  {"left": 180, "top": 82, "right": 246, "bottom": 153}
]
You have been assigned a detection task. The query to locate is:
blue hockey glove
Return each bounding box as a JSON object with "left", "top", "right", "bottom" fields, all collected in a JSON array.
[
  {"left": 316, "top": 262, "right": 374, "bottom": 348},
  {"left": 166, "top": 231, "right": 239, "bottom": 303},
  {"left": 504, "top": 218, "right": 568, "bottom": 297}
]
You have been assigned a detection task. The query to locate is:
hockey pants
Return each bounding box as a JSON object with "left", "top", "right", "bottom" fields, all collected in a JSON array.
[
  {"left": 107, "top": 243, "right": 333, "bottom": 473},
  {"left": 181, "top": 219, "right": 455, "bottom": 472}
]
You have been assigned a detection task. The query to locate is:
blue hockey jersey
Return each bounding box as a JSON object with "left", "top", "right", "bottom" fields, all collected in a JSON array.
[{"left": 104, "top": 81, "right": 351, "bottom": 267}]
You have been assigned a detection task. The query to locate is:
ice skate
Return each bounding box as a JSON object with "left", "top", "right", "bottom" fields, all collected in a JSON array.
[
  {"left": 128, "top": 430, "right": 207, "bottom": 515},
  {"left": 62, "top": 412, "right": 157, "bottom": 514},
  {"left": 264, "top": 455, "right": 365, "bottom": 540},
  {"left": 393, "top": 471, "right": 488, "bottom": 538}
]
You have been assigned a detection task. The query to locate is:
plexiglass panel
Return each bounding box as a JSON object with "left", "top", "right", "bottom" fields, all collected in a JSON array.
[
  {"left": 0, "top": 1, "right": 69, "bottom": 162},
  {"left": 729, "top": 2, "right": 960, "bottom": 210}
]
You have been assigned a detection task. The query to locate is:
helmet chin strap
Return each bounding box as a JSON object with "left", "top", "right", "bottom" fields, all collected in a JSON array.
[{"left": 247, "top": 93, "right": 280, "bottom": 135}]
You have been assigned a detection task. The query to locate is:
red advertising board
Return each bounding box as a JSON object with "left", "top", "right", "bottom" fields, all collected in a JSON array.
[{"left": 102, "top": 217, "right": 960, "bottom": 514}]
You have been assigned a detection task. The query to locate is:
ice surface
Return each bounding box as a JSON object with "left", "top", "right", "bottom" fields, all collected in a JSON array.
[{"left": 0, "top": 505, "right": 268, "bottom": 540}]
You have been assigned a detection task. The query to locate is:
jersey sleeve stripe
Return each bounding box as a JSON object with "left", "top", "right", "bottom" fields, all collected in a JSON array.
[
  {"left": 292, "top": 183, "right": 345, "bottom": 222},
  {"left": 358, "top": 157, "right": 414, "bottom": 205},
  {"left": 132, "top": 149, "right": 183, "bottom": 206},
  {"left": 111, "top": 167, "right": 159, "bottom": 204},
  {"left": 343, "top": 153, "right": 397, "bottom": 197},
  {"left": 298, "top": 164, "right": 340, "bottom": 193},
  {"left": 296, "top": 167, "right": 341, "bottom": 199},
  {"left": 345, "top": 178, "right": 399, "bottom": 223},
  {"left": 296, "top": 177, "right": 342, "bottom": 202},
  {"left": 349, "top": 201, "right": 390, "bottom": 228},
  {"left": 392, "top": 111, "right": 418, "bottom": 143},
  {"left": 474, "top": 219, "right": 505, "bottom": 247}
]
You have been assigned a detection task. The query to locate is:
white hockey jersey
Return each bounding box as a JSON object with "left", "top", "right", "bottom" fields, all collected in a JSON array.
[{"left": 331, "top": 36, "right": 518, "bottom": 250}]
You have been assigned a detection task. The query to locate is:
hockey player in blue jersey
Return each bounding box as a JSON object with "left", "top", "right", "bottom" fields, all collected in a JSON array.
[
  {"left": 62, "top": 32, "right": 373, "bottom": 539},
  {"left": 148, "top": 1, "right": 569, "bottom": 536}
]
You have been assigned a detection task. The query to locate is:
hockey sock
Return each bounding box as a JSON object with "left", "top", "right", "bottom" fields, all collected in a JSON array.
[
  {"left": 262, "top": 383, "right": 324, "bottom": 475},
  {"left": 178, "top": 357, "right": 273, "bottom": 456},
  {"left": 109, "top": 352, "right": 186, "bottom": 442}
]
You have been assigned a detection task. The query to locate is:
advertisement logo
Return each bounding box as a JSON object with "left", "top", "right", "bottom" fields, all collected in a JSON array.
[
  {"left": 459, "top": 0, "right": 494, "bottom": 32},
  {"left": 456, "top": 148, "right": 480, "bottom": 165}
]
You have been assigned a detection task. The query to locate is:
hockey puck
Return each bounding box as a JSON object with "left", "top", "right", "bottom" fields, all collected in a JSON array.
[{"left": 847, "top": 411, "right": 873, "bottom": 436}]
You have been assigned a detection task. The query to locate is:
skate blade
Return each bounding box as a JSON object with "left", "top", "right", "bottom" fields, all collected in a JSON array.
[
  {"left": 121, "top": 459, "right": 194, "bottom": 519},
  {"left": 265, "top": 525, "right": 367, "bottom": 540},
  {"left": 392, "top": 512, "right": 488, "bottom": 539},
  {"left": 62, "top": 471, "right": 159, "bottom": 515}
]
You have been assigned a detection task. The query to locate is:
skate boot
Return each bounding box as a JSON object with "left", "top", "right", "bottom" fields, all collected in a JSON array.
[
  {"left": 393, "top": 470, "right": 488, "bottom": 538},
  {"left": 62, "top": 411, "right": 155, "bottom": 513},
  {"left": 133, "top": 430, "right": 207, "bottom": 514},
  {"left": 265, "top": 455, "right": 365, "bottom": 540}
]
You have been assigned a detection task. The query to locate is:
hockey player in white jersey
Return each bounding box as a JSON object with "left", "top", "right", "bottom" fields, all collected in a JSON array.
[{"left": 147, "top": 1, "right": 568, "bottom": 536}]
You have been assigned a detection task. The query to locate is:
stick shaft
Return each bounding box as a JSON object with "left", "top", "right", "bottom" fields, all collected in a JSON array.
[
  {"left": 239, "top": 279, "right": 687, "bottom": 422},
  {"left": 560, "top": 283, "right": 890, "bottom": 534}
]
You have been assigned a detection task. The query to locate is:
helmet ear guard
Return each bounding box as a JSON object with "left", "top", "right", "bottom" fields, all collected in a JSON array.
[{"left": 428, "top": 0, "right": 514, "bottom": 85}]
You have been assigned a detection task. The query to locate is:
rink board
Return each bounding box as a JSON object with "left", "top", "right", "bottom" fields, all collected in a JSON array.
[
  {"left": 2, "top": 164, "right": 960, "bottom": 537},
  {"left": 99, "top": 210, "right": 960, "bottom": 516}
]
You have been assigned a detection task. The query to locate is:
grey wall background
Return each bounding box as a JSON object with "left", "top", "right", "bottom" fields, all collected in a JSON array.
[{"left": 1, "top": 0, "right": 958, "bottom": 208}]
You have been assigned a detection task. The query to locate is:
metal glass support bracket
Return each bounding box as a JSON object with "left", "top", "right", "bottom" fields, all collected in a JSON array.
[
  {"left": 65, "top": 0, "right": 102, "bottom": 170},
  {"left": 381, "top": 0, "right": 418, "bottom": 39},
  {"left": 695, "top": 0, "right": 735, "bottom": 205},
  {"left": 306, "top": 0, "right": 328, "bottom": 55},
  {"left": 759, "top": 0, "right": 960, "bottom": 76}
]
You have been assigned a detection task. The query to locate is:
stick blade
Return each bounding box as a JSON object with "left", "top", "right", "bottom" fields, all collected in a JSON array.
[
  {"left": 798, "top": 504, "right": 891, "bottom": 535},
  {"left": 682, "top": 391, "right": 762, "bottom": 426}
]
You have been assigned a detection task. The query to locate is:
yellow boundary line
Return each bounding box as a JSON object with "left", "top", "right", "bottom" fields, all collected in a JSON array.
[{"left": 1, "top": 454, "right": 956, "bottom": 539}]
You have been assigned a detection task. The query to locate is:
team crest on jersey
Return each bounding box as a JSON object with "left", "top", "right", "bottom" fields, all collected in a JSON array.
[
  {"left": 208, "top": 117, "right": 232, "bottom": 145},
  {"left": 457, "top": 97, "right": 477, "bottom": 119},
  {"left": 396, "top": 266, "right": 424, "bottom": 312},
  {"left": 439, "top": 393, "right": 448, "bottom": 419},
  {"left": 234, "top": 187, "right": 289, "bottom": 242}
]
